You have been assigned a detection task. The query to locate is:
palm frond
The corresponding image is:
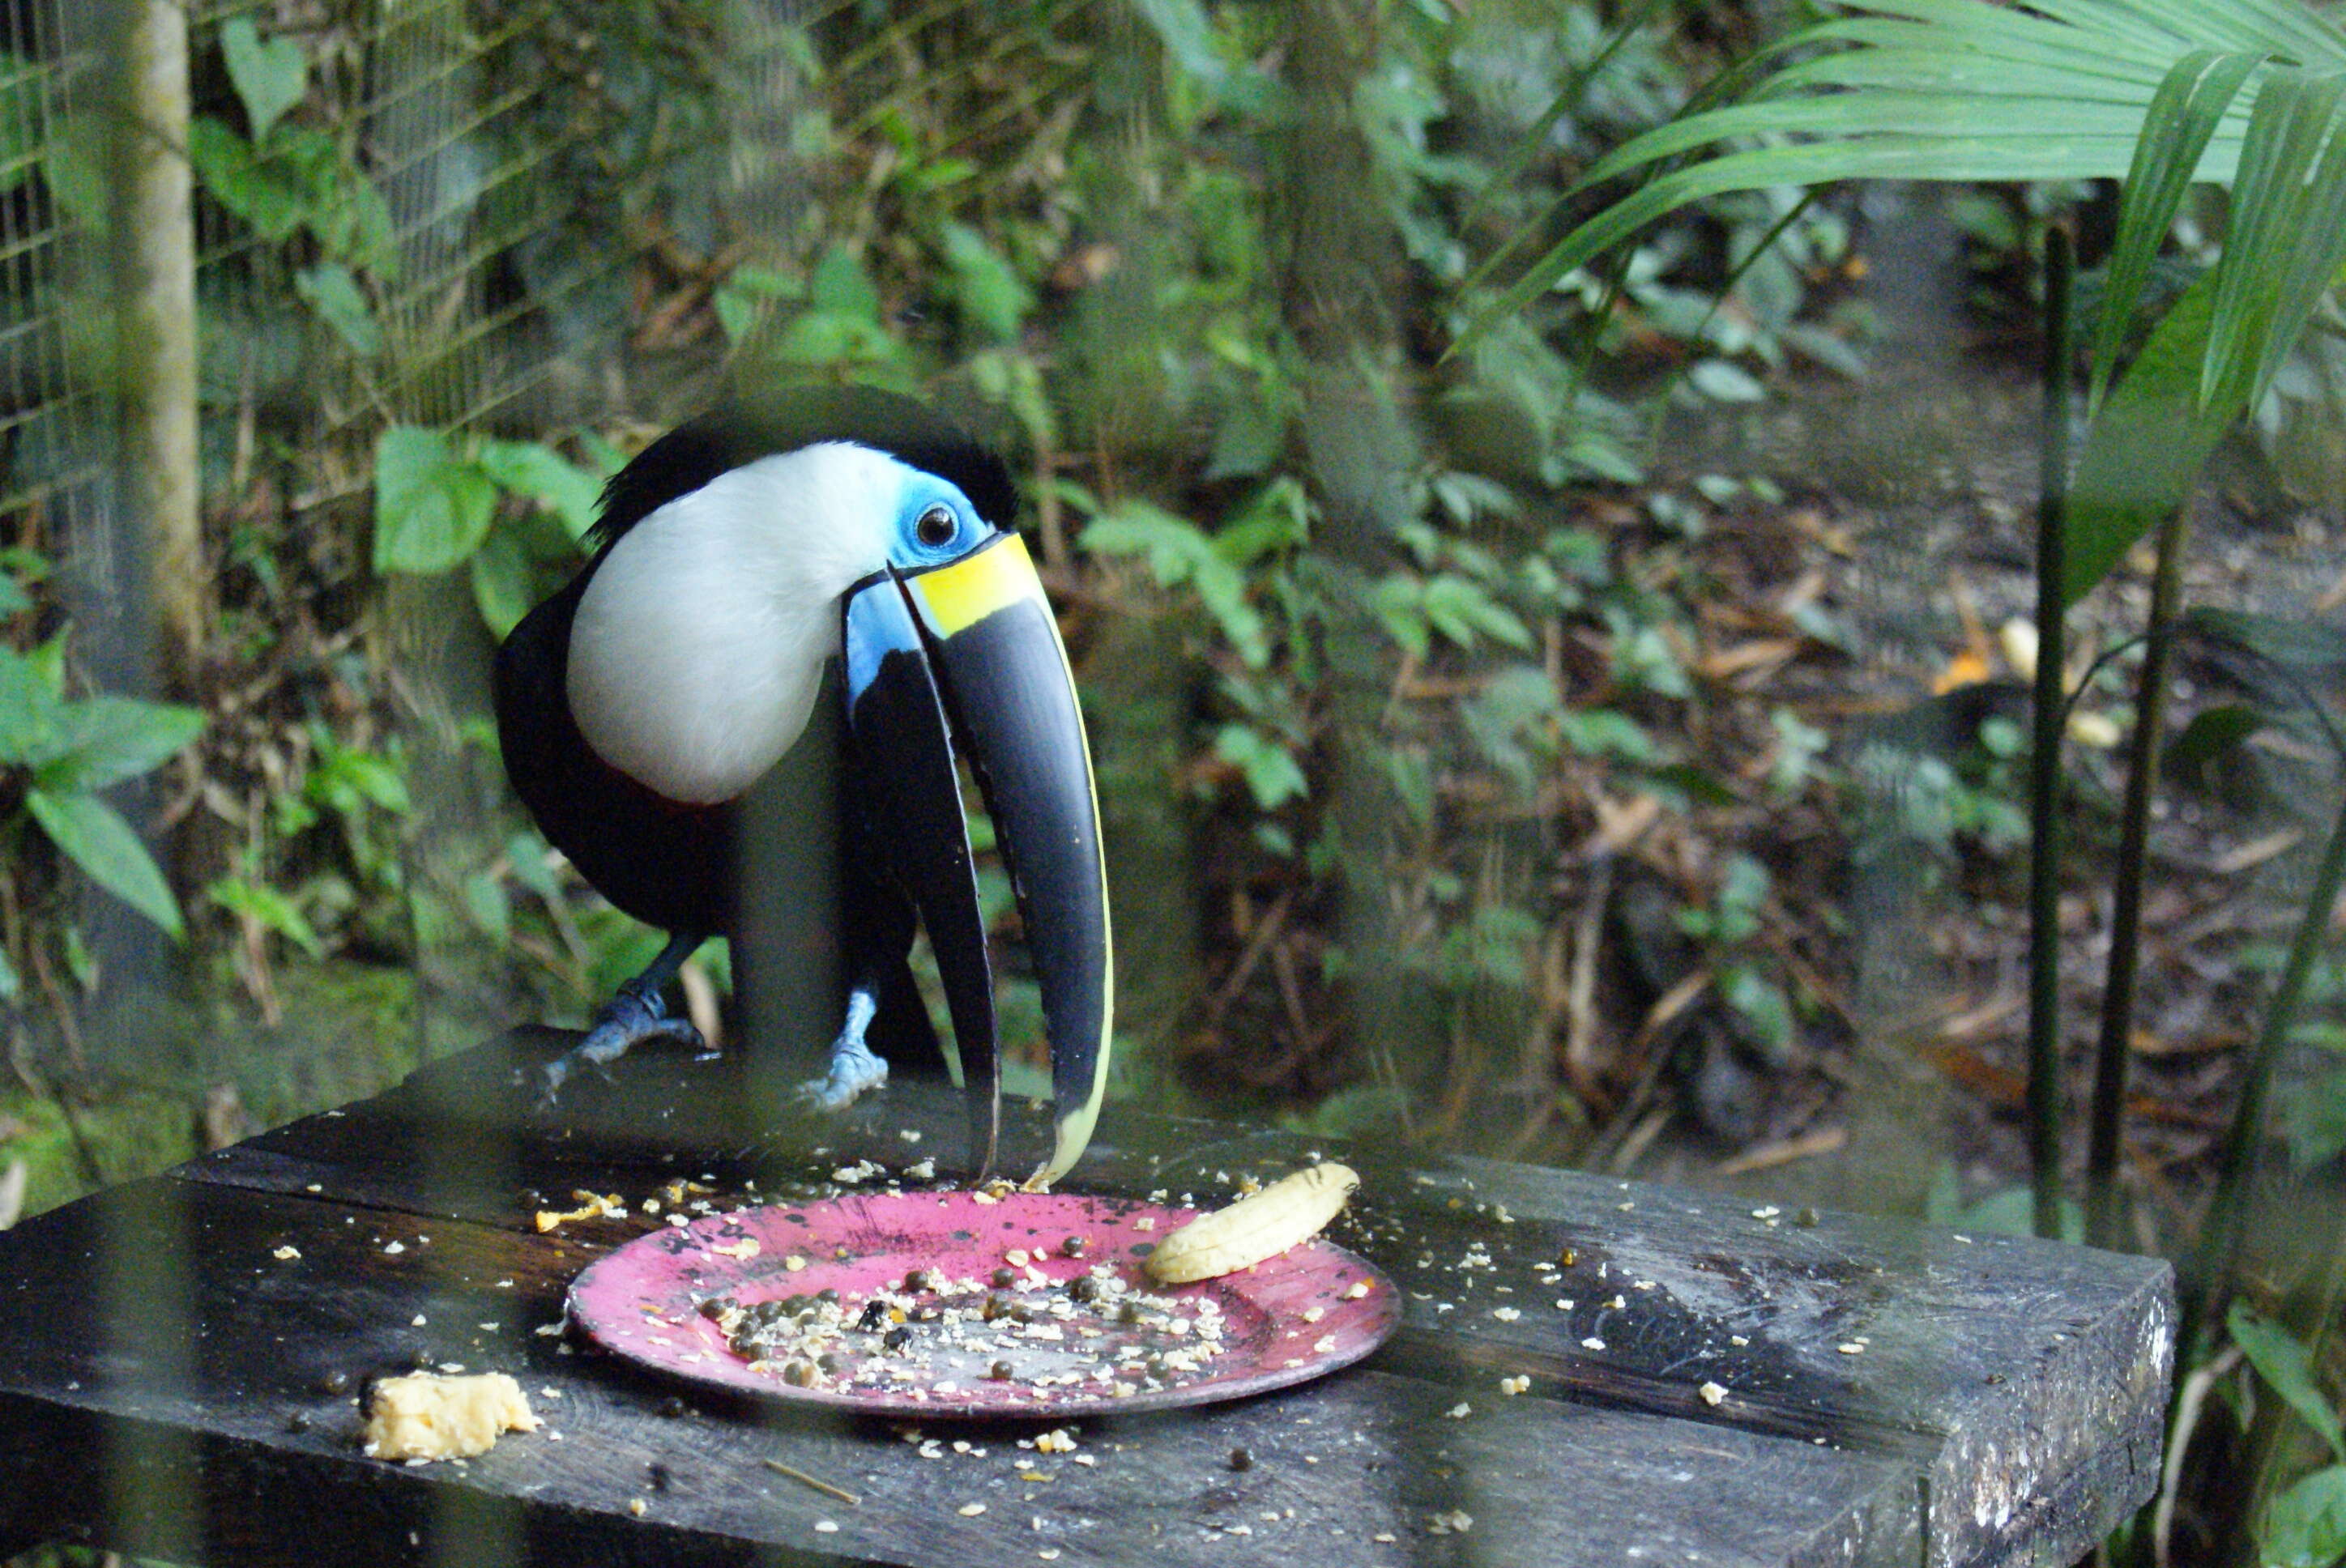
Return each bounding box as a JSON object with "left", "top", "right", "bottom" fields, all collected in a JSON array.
[
  {"left": 1468, "top": 0, "right": 2346, "bottom": 343},
  {"left": 2091, "top": 49, "right": 2265, "bottom": 412}
]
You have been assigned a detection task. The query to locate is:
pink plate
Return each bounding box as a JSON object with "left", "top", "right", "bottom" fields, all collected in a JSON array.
[{"left": 568, "top": 1189, "right": 1400, "bottom": 1418}]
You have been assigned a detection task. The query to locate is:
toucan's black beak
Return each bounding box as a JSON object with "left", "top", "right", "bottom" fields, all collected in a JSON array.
[{"left": 841, "top": 535, "right": 1111, "bottom": 1187}]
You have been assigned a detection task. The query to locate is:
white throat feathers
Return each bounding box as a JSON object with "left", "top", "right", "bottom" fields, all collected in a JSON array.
[{"left": 565, "top": 442, "right": 911, "bottom": 804}]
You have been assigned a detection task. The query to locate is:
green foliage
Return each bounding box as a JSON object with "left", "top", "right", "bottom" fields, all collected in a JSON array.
[
  {"left": 221, "top": 15, "right": 307, "bottom": 143},
  {"left": 2263, "top": 1465, "right": 2346, "bottom": 1568},
  {"left": 0, "top": 641, "right": 201, "bottom": 939},
  {"left": 372, "top": 424, "right": 611, "bottom": 635},
  {"left": 2233, "top": 1304, "right": 2346, "bottom": 1461}
]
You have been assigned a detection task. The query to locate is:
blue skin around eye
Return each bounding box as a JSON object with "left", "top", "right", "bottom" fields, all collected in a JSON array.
[{"left": 889, "top": 472, "right": 989, "bottom": 568}]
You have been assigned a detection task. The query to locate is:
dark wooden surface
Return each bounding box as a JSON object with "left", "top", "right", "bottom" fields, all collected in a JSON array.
[{"left": 0, "top": 1029, "right": 2172, "bottom": 1567}]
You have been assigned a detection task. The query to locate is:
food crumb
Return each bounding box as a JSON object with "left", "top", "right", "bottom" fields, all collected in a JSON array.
[
  {"left": 1499, "top": 1375, "right": 1529, "bottom": 1395},
  {"left": 1444, "top": 1402, "right": 1470, "bottom": 1418},
  {"left": 959, "top": 1502, "right": 987, "bottom": 1517},
  {"left": 412, "top": 1314, "right": 428, "bottom": 1327},
  {"left": 1039, "top": 1551, "right": 1061, "bottom": 1562},
  {"left": 1133, "top": 1216, "right": 1155, "bottom": 1231},
  {"left": 1429, "top": 1510, "right": 1474, "bottom": 1535},
  {"left": 815, "top": 1521, "right": 839, "bottom": 1534},
  {"left": 362, "top": 1372, "right": 540, "bottom": 1462},
  {"left": 629, "top": 1498, "right": 646, "bottom": 1517},
  {"left": 383, "top": 1242, "right": 405, "bottom": 1255},
  {"left": 1491, "top": 1306, "right": 1520, "bottom": 1322},
  {"left": 1837, "top": 1343, "right": 1865, "bottom": 1355},
  {"left": 1581, "top": 1336, "right": 1606, "bottom": 1351},
  {"left": 1699, "top": 1381, "right": 1728, "bottom": 1406},
  {"left": 1730, "top": 1335, "right": 1749, "bottom": 1346},
  {"left": 272, "top": 1246, "right": 301, "bottom": 1261}
]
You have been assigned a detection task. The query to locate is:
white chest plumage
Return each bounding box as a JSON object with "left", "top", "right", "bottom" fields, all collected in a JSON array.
[{"left": 565, "top": 442, "right": 908, "bottom": 804}]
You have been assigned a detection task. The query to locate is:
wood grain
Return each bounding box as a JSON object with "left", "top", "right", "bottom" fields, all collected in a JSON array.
[{"left": 0, "top": 1029, "right": 2170, "bottom": 1567}]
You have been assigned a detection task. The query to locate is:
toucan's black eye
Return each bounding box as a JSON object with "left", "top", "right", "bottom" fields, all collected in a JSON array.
[{"left": 915, "top": 505, "right": 957, "bottom": 548}]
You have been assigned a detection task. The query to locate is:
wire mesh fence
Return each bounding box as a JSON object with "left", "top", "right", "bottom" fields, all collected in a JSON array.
[{"left": 0, "top": 0, "right": 638, "bottom": 545}]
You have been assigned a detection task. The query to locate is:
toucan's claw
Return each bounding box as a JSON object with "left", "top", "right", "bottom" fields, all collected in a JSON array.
[
  {"left": 540, "top": 979, "right": 705, "bottom": 1107},
  {"left": 795, "top": 988, "right": 892, "bottom": 1110}
]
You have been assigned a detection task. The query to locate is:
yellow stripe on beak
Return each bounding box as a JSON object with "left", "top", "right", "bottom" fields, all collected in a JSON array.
[{"left": 906, "top": 534, "right": 1047, "bottom": 640}]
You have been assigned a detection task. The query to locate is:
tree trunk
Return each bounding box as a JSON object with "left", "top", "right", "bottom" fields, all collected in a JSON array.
[{"left": 110, "top": 0, "right": 203, "bottom": 692}]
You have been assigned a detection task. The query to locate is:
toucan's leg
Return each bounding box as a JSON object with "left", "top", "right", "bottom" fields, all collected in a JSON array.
[
  {"left": 543, "top": 930, "right": 709, "bottom": 1099},
  {"left": 800, "top": 982, "right": 889, "bottom": 1109},
  {"left": 796, "top": 850, "right": 923, "bottom": 1110}
]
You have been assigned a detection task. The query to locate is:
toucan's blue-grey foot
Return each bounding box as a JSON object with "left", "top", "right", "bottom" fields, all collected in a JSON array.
[
  {"left": 797, "top": 988, "right": 889, "bottom": 1110},
  {"left": 541, "top": 933, "right": 708, "bottom": 1104}
]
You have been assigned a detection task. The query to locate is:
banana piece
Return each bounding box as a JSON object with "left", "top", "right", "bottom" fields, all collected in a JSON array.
[{"left": 1145, "top": 1162, "right": 1359, "bottom": 1283}]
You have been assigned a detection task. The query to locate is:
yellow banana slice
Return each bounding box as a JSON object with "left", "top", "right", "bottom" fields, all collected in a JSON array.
[{"left": 1145, "top": 1162, "right": 1360, "bottom": 1284}]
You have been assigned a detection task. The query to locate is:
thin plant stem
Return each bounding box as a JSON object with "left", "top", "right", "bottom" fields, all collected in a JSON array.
[
  {"left": 2084, "top": 499, "right": 2191, "bottom": 1251},
  {"left": 2028, "top": 225, "right": 2075, "bottom": 1243},
  {"left": 2181, "top": 780, "right": 2346, "bottom": 1362}
]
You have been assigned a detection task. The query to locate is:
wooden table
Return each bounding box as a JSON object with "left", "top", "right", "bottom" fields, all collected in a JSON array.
[{"left": 0, "top": 1029, "right": 2172, "bottom": 1567}]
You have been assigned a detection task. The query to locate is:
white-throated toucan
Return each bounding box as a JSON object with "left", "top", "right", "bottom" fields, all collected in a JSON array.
[{"left": 493, "top": 387, "right": 1111, "bottom": 1187}]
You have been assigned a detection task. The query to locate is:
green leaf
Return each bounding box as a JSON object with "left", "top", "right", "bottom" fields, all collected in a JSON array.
[
  {"left": 294, "top": 263, "right": 379, "bottom": 356},
  {"left": 37, "top": 696, "right": 202, "bottom": 792},
  {"left": 2203, "top": 68, "right": 2346, "bottom": 416},
  {"left": 1953, "top": 1184, "right": 2084, "bottom": 1243},
  {"left": 1688, "top": 359, "right": 1768, "bottom": 403},
  {"left": 1460, "top": 666, "right": 1563, "bottom": 790},
  {"left": 2092, "top": 49, "right": 2265, "bottom": 411},
  {"left": 1214, "top": 724, "right": 1308, "bottom": 810},
  {"left": 809, "top": 245, "right": 881, "bottom": 322},
  {"left": 1368, "top": 576, "right": 1431, "bottom": 659},
  {"left": 24, "top": 787, "right": 182, "bottom": 937},
  {"left": 187, "top": 116, "right": 305, "bottom": 242},
  {"left": 0, "top": 643, "right": 64, "bottom": 765},
  {"left": 468, "top": 526, "right": 536, "bottom": 640},
  {"left": 220, "top": 16, "right": 307, "bottom": 143},
  {"left": 2279, "top": 1063, "right": 2346, "bottom": 1168},
  {"left": 2262, "top": 1464, "right": 2346, "bottom": 1568},
  {"left": 2232, "top": 1304, "right": 2346, "bottom": 1461},
  {"left": 941, "top": 223, "right": 1034, "bottom": 341},
  {"left": 1423, "top": 574, "right": 1532, "bottom": 651},
  {"left": 1081, "top": 503, "right": 1269, "bottom": 666},
  {"left": 373, "top": 425, "right": 497, "bottom": 574},
  {"left": 207, "top": 876, "right": 324, "bottom": 959},
  {"left": 476, "top": 439, "right": 603, "bottom": 541},
  {"left": 463, "top": 870, "right": 510, "bottom": 945},
  {"left": 2185, "top": 606, "right": 2346, "bottom": 673},
  {"left": 1719, "top": 963, "right": 1796, "bottom": 1056},
  {"left": 2065, "top": 272, "right": 2229, "bottom": 603},
  {"left": 2167, "top": 703, "right": 2265, "bottom": 788}
]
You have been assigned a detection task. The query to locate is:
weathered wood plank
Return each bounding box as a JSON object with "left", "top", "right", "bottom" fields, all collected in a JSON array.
[
  {"left": 0, "top": 1174, "right": 1919, "bottom": 1567},
  {"left": 5, "top": 1029, "right": 2172, "bottom": 1566}
]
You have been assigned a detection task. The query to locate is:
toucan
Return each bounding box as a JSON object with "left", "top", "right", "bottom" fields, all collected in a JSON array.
[{"left": 492, "top": 387, "right": 1112, "bottom": 1187}]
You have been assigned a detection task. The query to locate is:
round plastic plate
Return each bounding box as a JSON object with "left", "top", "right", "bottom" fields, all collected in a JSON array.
[{"left": 568, "top": 1189, "right": 1400, "bottom": 1418}]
